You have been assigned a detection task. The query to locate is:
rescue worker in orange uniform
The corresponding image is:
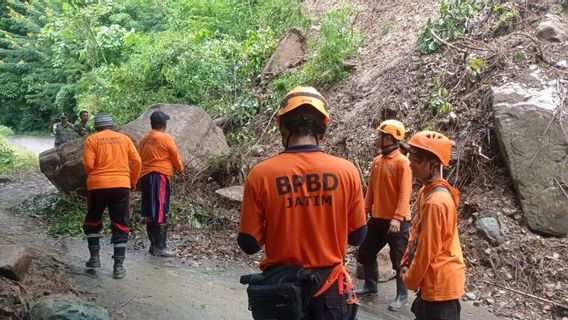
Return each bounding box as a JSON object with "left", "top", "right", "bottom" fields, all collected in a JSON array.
[
  {"left": 238, "top": 86, "right": 367, "bottom": 319},
  {"left": 139, "top": 110, "right": 184, "bottom": 257},
  {"left": 401, "top": 131, "right": 465, "bottom": 320},
  {"left": 355, "top": 120, "right": 413, "bottom": 312},
  {"left": 83, "top": 113, "right": 142, "bottom": 279}
]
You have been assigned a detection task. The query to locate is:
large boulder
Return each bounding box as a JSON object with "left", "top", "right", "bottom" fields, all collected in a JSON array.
[
  {"left": 0, "top": 245, "right": 32, "bottom": 281},
  {"left": 39, "top": 139, "right": 87, "bottom": 194},
  {"left": 40, "top": 104, "right": 229, "bottom": 193},
  {"left": 536, "top": 14, "right": 568, "bottom": 43},
  {"left": 29, "top": 294, "right": 110, "bottom": 320},
  {"left": 120, "top": 104, "right": 229, "bottom": 171},
  {"left": 492, "top": 81, "right": 568, "bottom": 237},
  {"left": 260, "top": 28, "right": 307, "bottom": 82}
]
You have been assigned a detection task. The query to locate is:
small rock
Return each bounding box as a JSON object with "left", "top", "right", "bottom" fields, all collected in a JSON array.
[
  {"left": 473, "top": 301, "right": 481, "bottom": 307},
  {"left": 536, "top": 14, "right": 568, "bottom": 43},
  {"left": 465, "top": 292, "right": 477, "bottom": 300},
  {"left": 29, "top": 294, "right": 110, "bottom": 320},
  {"left": 215, "top": 186, "right": 244, "bottom": 203},
  {"left": 475, "top": 212, "right": 505, "bottom": 245},
  {"left": 529, "top": 64, "right": 538, "bottom": 70},
  {"left": 0, "top": 175, "right": 10, "bottom": 183},
  {"left": 0, "top": 245, "right": 32, "bottom": 281},
  {"left": 543, "top": 305, "right": 551, "bottom": 311},
  {"left": 486, "top": 298, "right": 495, "bottom": 305}
]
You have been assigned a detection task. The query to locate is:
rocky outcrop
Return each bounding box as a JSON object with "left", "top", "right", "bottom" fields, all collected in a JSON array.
[
  {"left": 492, "top": 80, "right": 568, "bottom": 237},
  {"left": 536, "top": 14, "right": 568, "bottom": 43},
  {"left": 29, "top": 294, "right": 110, "bottom": 320},
  {"left": 39, "top": 104, "right": 229, "bottom": 193},
  {"left": 0, "top": 245, "right": 32, "bottom": 281},
  {"left": 260, "top": 28, "right": 307, "bottom": 82}
]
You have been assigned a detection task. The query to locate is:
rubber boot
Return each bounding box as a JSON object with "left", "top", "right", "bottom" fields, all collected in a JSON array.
[
  {"left": 146, "top": 223, "right": 156, "bottom": 254},
  {"left": 112, "top": 245, "right": 126, "bottom": 279},
  {"left": 388, "top": 276, "right": 408, "bottom": 311},
  {"left": 151, "top": 224, "right": 175, "bottom": 257},
  {"left": 355, "top": 262, "right": 378, "bottom": 297},
  {"left": 85, "top": 236, "right": 101, "bottom": 268},
  {"left": 85, "top": 245, "right": 101, "bottom": 268}
]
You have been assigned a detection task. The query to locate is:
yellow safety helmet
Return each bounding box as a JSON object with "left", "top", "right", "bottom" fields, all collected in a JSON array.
[
  {"left": 277, "top": 86, "right": 329, "bottom": 125},
  {"left": 377, "top": 119, "right": 405, "bottom": 141}
]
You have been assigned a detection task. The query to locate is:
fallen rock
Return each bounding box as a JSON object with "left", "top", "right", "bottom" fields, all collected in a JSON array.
[
  {"left": 492, "top": 81, "right": 568, "bottom": 237},
  {"left": 475, "top": 212, "right": 505, "bottom": 245},
  {"left": 260, "top": 28, "right": 307, "bottom": 82},
  {"left": 536, "top": 14, "right": 568, "bottom": 43},
  {"left": 39, "top": 138, "right": 87, "bottom": 194},
  {"left": 40, "top": 104, "right": 229, "bottom": 193},
  {"left": 0, "top": 175, "right": 10, "bottom": 183},
  {"left": 0, "top": 245, "right": 32, "bottom": 281},
  {"left": 29, "top": 294, "right": 110, "bottom": 320},
  {"left": 119, "top": 104, "right": 229, "bottom": 173},
  {"left": 215, "top": 186, "right": 244, "bottom": 202}
]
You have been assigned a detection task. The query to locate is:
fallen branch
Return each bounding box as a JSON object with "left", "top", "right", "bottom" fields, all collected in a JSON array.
[
  {"left": 482, "top": 280, "right": 568, "bottom": 311},
  {"left": 430, "top": 29, "right": 468, "bottom": 54},
  {"left": 511, "top": 32, "right": 547, "bottom": 63}
]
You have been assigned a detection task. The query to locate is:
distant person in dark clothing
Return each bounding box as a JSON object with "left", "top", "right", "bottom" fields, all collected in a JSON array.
[
  {"left": 75, "top": 110, "right": 92, "bottom": 137},
  {"left": 53, "top": 113, "right": 76, "bottom": 147}
]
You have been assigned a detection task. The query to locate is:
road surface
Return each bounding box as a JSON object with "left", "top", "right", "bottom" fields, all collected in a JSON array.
[{"left": 7, "top": 135, "right": 54, "bottom": 155}]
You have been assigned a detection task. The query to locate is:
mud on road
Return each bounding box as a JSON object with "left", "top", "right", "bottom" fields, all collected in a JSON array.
[{"left": 0, "top": 172, "right": 498, "bottom": 320}]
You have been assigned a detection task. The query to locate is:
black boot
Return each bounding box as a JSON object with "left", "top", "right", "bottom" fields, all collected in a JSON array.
[
  {"left": 85, "top": 235, "right": 101, "bottom": 268},
  {"left": 112, "top": 245, "right": 126, "bottom": 279},
  {"left": 355, "top": 262, "right": 378, "bottom": 297},
  {"left": 151, "top": 224, "right": 175, "bottom": 257},
  {"left": 146, "top": 223, "right": 156, "bottom": 254},
  {"left": 85, "top": 245, "right": 101, "bottom": 268},
  {"left": 388, "top": 276, "right": 408, "bottom": 311}
]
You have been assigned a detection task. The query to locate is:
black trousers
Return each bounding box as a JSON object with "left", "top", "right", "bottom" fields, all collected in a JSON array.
[
  {"left": 356, "top": 218, "right": 410, "bottom": 277},
  {"left": 411, "top": 293, "right": 461, "bottom": 320},
  {"left": 307, "top": 279, "right": 354, "bottom": 320},
  {"left": 83, "top": 188, "right": 130, "bottom": 244}
]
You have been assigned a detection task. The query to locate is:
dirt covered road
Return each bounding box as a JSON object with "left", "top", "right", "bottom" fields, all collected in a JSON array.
[{"left": 0, "top": 171, "right": 500, "bottom": 320}]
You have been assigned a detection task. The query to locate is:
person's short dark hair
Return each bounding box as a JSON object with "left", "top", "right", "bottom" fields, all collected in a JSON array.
[
  {"left": 151, "top": 122, "right": 166, "bottom": 130},
  {"left": 150, "top": 110, "right": 170, "bottom": 123},
  {"left": 79, "top": 110, "right": 89, "bottom": 116},
  {"left": 279, "top": 104, "right": 326, "bottom": 137}
]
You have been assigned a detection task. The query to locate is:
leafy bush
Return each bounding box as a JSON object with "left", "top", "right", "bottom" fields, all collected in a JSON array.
[
  {"left": 272, "top": 3, "right": 361, "bottom": 99},
  {"left": 418, "top": 0, "right": 478, "bottom": 54},
  {"left": 467, "top": 54, "right": 489, "bottom": 80},
  {"left": 428, "top": 76, "right": 452, "bottom": 115},
  {"left": 491, "top": 3, "right": 518, "bottom": 35}
]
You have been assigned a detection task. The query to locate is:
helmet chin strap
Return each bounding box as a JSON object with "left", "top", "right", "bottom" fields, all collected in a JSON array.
[{"left": 440, "top": 164, "right": 444, "bottom": 179}]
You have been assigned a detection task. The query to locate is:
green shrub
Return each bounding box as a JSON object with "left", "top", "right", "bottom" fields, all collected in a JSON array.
[
  {"left": 428, "top": 76, "right": 452, "bottom": 115},
  {"left": 272, "top": 3, "right": 361, "bottom": 100},
  {"left": 467, "top": 54, "right": 489, "bottom": 80},
  {"left": 418, "top": 0, "right": 478, "bottom": 54}
]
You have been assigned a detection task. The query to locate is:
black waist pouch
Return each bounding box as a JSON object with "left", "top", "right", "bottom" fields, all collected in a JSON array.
[
  {"left": 246, "top": 283, "right": 303, "bottom": 320},
  {"left": 240, "top": 264, "right": 326, "bottom": 320}
]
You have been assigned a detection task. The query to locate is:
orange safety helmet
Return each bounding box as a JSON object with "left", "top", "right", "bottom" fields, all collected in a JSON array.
[
  {"left": 377, "top": 119, "right": 405, "bottom": 141},
  {"left": 277, "top": 86, "right": 329, "bottom": 125},
  {"left": 408, "top": 131, "right": 453, "bottom": 166}
]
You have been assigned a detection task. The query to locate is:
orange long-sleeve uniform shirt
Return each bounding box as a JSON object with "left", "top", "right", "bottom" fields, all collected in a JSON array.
[
  {"left": 365, "top": 149, "right": 412, "bottom": 221},
  {"left": 83, "top": 129, "right": 142, "bottom": 191},
  {"left": 401, "top": 178, "right": 466, "bottom": 301},
  {"left": 239, "top": 149, "right": 367, "bottom": 270},
  {"left": 139, "top": 130, "right": 184, "bottom": 178}
]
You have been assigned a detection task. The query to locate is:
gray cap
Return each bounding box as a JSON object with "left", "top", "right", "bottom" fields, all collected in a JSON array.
[
  {"left": 94, "top": 113, "right": 114, "bottom": 129},
  {"left": 150, "top": 110, "right": 170, "bottom": 123}
]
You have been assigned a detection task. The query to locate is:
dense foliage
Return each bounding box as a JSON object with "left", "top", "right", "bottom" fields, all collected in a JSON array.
[{"left": 0, "top": 0, "right": 359, "bottom": 132}]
